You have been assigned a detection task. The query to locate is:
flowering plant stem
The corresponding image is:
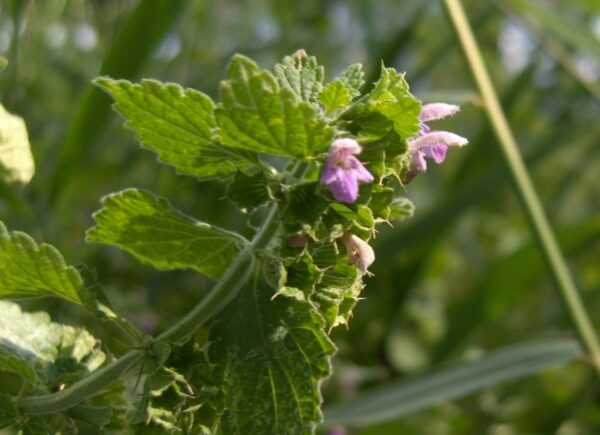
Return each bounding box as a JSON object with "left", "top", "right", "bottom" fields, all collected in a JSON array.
[
  {"left": 443, "top": 0, "right": 600, "bottom": 375},
  {"left": 18, "top": 163, "right": 304, "bottom": 416}
]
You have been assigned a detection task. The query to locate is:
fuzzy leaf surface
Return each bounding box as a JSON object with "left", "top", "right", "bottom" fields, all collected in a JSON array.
[
  {"left": 0, "top": 221, "right": 85, "bottom": 304},
  {"left": 274, "top": 53, "right": 324, "bottom": 102},
  {"left": 87, "top": 188, "right": 247, "bottom": 278},
  {"left": 319, "top": 80, "right": 352, "bottom": 116},
  {"left": 208, "top": 272, "right": 335, "bottom": 434},
  {"left": 347, "top": 66, "right": 421, "bottom": 143},
  {"left": 216, "top": 54, "right": 334, "bottom": 159},
  {"left": 96, "top": 78, "right": 254, "bottom": 177}
]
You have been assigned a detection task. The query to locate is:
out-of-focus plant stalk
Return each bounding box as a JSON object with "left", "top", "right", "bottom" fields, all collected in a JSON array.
[{"left": 443, "top": 0, "right": 600, "bottom": 375}]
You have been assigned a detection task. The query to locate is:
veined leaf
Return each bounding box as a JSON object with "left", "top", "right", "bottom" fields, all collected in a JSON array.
[
  {"left": 216, "top": 54, "right": 334, "bottom": 159},
  {"left": 362, "top": 66, "right": 422, "bottom": 140},
  {"left": 87, "top": 188, "right": 248, "bottom": 278},
  {"left": 96, "top": 78, "right": 255, "bottom": 177},
  {"left": 324, "top": 339, "right": 581, "bottom": 427},
  {"left": 274, "top": 51, "right": 324, "bottom": 103},
  {"left": 337, "top": 63, "right": 365, "bottom": 98},
  {"left": 0, "top": 301, "right": 105, "bottom": 388},
  {"left": 347, "top": 66, "right": 421, "bottom": 143},
  {"left": 0, "top": 104, "right": 34, "bottom": 184},
  {"left": 208, "top": 271, "right": 335, "bottom": 433},
  {"left": 319, "top": 80, "right": 352, "bottom": 116},
  {"left": 0, "top": 221, "right": 84, "bottom": 304}
]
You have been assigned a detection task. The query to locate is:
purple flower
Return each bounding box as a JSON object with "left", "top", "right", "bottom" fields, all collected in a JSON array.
[
  {"left": 408, "top": 103, "right": 468, "bottom": 177},
  {"left": 321, "top": 138, "right": 374, "bottom": 204}
]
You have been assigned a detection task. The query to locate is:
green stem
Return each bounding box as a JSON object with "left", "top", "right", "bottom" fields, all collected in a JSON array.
[
  {"left": 443, "top": 0, "right": 600, "bottom": 374},
  {"left": 156, "top": 202, "right": 279, "bottom": 344},
  {"left": 18, "top": 163, "right": 305, "bottom": 415},
  {"left": 20, "top": 350, "right": 144, "bottom": 415}
]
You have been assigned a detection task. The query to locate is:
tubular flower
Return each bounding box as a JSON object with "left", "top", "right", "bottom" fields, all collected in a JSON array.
[
  {"left": 321, "top": 138, "right": 374, "bottom": 204},
  {"left": 342, "top": 233, "right": 375, "bottom": 275},
  {"left": 407, "top": 103, "right": 468, "bottom": 177}
]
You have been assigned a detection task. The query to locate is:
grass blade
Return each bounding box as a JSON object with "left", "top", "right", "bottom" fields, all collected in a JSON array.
[{"left": 324, "top": 339, "right": 581, "bottom": 427}]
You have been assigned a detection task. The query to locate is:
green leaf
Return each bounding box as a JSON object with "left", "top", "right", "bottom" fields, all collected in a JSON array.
[
  {"left": 319, "top": 80, "right": 352, "bottom": 116},
  {"left": 0, "top": 301, "right": 106, "bottom": 389},
  {"left": 87, "top": 188, "right": 248, "bottom": 278},
  {"left": 216, "top": 54, "right": 334, "bottom": 159},
  {"left": 0, "top": 347, "right": 37, "bottom": 384},
  {"left": 348, "top": 66, "right": 421, "bottom": 142},
  {"left": 226, "top": 170, "right": 276, "bottom": 211},
  {"left": 323, "top": 339, "right": 581, "bottom": 427},
  {"left": 0, "top": 221, "right": 85, "bottom": 304},
  {"left": 366, "top": 66, "right": 422, "bottom": 139},
  {"left": 96, "top": 78, "right": 255, "bottom": 177},
  {"left": 208, "top": 271, "right": 335, "bottom": 433},
  {"left": 0, "top": 104, "right": 34, "bottom": 184},
  {"left": 337, "top": 63, "right": 365, "bottom": 98},
  {"left": 274, "top": 51, "right": 324, "bottom": 103},
  {"left": 0, "top": 57, "right": 7, "bottom": 73}
]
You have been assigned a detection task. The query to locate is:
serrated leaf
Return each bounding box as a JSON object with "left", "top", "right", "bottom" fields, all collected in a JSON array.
[
  {"left": 0, "top": 301, "right": 105, "bottom": 389},
  {"left": 216, "top": 54, "right": 334, "bottom": 159},
  {"left": 348, "top": 66, "right": 421, "bottom": 142},
  {"left": 96, "top": 78, "right": 255, "bottom": 178},
  {"left": 337, "top": 63, "right": 365, "bottom": 98},
  {"left": 0, "top": 221, "right": 85, "bottom": 304},
  {"left": 226, "top": 170, "right": 275, "bottom": 211},
  {"left": 0, "top": 104, "right": 34, "bottom": 184},
  {"left": 87, "top": 188, "right": 248, "bottom": 278},
  {"left": 319, "top": 80, "right": 352, "bottom": 116},
  {"left": 367, "top": 66, "right": 422, "bottom": 138},
  {"left": 274, "top": 51, "right": 324, "bottom": 102},
  {"left": 208, "top": 271, "right": 335, "bottom": 434}
]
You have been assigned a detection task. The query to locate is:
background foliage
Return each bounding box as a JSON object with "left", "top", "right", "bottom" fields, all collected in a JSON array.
[{"left": 0, "top": 0, "right": 599, "bottom": 433}]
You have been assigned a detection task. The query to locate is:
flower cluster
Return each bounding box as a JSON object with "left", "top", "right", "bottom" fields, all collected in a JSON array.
[
  {"left": 319, "top": 103, "right": 466, "bottom": 276},
  {"left": 407, "top": 103, "right": 468, "bottom": 179}
]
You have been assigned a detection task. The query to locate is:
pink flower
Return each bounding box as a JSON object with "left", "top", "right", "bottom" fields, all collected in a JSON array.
[
  {"left": 342, "top": 234, "right": 375, "bottom": 275},
  {"left": 321, "top": 138, "right": 374, "bottom": 204},
  {"left": 408, "top": 103, "right": 468, "bottom": 177}
]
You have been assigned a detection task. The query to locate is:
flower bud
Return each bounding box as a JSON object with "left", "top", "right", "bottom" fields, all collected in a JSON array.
[{"left": 342, "top": 234, "right": 375, "bottom": 275}]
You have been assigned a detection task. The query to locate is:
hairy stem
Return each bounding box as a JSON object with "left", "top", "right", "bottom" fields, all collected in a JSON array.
[
  {"left": 443, "top": 0, "right": 600, "bottom": 374},
  {"left": 19, "top": 162, "right": 305, "bottom": 415},
  {"left": 19, "top": 350, "right": 144, "bottom": 415}
]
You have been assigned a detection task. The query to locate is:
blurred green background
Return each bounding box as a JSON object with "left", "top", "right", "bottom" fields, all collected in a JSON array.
[{"left": 1, "top": 0, "right": 599, "bottom": 433}]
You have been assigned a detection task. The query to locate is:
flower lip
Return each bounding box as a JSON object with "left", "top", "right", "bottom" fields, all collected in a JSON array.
[
  {"left": 410, "top": 131, "right": 468, "bottom": 150},
  {"left": 419, "top": 103, "right": 460, "bottom": 123}
]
